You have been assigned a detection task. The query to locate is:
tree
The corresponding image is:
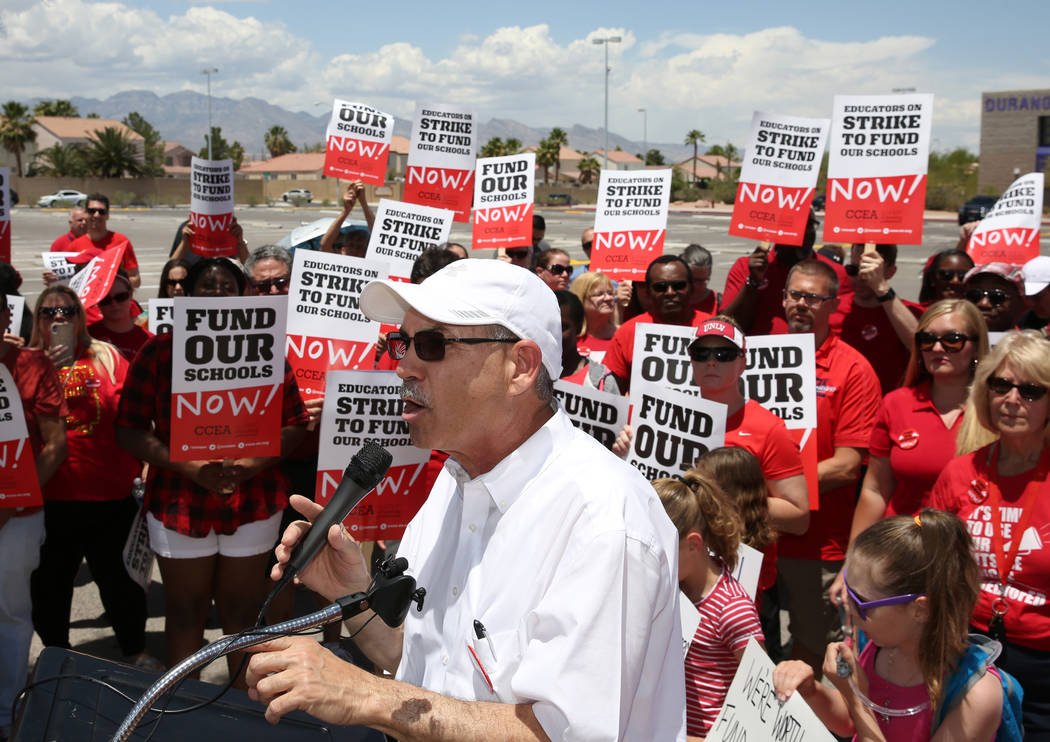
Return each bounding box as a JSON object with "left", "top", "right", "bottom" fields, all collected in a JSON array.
[
  {"left": 33, "top": 99, "right": 79, "bottom": 117},
  {"left": 480, "top": 137, "right": 505, "bottom": 158},
  {"left": 199, "top": 127, "right": 246, "bottom": 169},
  {"left": 547, "top": 127, "right": 568, "bottom": 183},
  {"left": 684, "top": 129, "right": 705, "bottom": 185},
  {"left": 577, "top": 155, "right": 600, "bottom": 185},
  {"left": 535, "top": 137, "right": 559, "bottom": 185},
  {"left": 228, "top": 141, "right": 245, "bottom": 171},
  {"left": 85, "top": 126, "right": 143, "bottom": 177},
  {"left": 123, "top": 111, "right": 164, "bottom": 176},
  {"left": 30, "top": 143, "right": 87, "bottom": 177},
  {"left": 504, "top": 138, "right": 522, "bottom": 155},
  {"left": 644, "top": 149, "right": 665, "bottom": 166},
  {"left": 722, "top": 142, "right": 740, "bottom": 179},
  {"left": 0, "top": 101, "right": 37, "bottom": 176},
  {"left": 264, "top": 125, "right": 297, "bottom": 158}
]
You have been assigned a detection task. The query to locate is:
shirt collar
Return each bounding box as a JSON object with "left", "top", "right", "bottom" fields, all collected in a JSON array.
[{"left": 443, "top": 409, "right": 571, "bottom": 514}]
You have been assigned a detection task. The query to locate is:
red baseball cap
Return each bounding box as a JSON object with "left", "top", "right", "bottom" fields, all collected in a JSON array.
[{"left": 693, "top": 318, "right": 746, "bottom": 351}]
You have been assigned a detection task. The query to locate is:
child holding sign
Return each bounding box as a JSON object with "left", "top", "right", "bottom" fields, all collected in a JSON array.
[
  {"left": 653, "top": 470, "right": 763, "bottom": 740},
  {"left": 772, "top": 510, "right": 1005, "bottom": 741}
]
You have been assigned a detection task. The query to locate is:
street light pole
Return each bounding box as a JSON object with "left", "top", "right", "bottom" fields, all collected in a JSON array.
[
  {"left": 202, "top": 68, "right": 219, "bottom": 160},
  {"left": 593, "top": 36, "right": 621, "bottom": 171},
  {"left": 638, "top": 108, "right": 647, "bottom": 163}
]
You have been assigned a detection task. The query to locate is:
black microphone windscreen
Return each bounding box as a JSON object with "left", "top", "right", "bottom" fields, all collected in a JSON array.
[{"left": 348, "top": 440, "right": 394, "bottom": 490}]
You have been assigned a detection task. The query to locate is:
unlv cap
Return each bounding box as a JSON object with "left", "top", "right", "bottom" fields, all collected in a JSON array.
[{"left": 694, "top": 318, "right": 746, "bottom": 351}]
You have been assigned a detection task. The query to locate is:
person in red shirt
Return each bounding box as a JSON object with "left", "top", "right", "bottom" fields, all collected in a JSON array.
[
  {"left": 930, "top": 330, "right": 1050, "bottom": 737},
  {"left": 557, "top": 291, "right": 619, "bottom": 393},
  {"left": 65, "top": 193, "right": 141, "bottom": 289},
  {"left": 832, "top": 244, "right": 923, "bottom": 394},
  {"left": 87, "top": 271, "right": 153, "bottom": 360},
  {"left": 721, "top": 210, "right": 852, "bottom": 335},
  {"left": 603, "top": 255, "right": 712, "bottom": 391},
  {"left": 682, "top": 244, "right": 720, "bottom": 315},
  {"left": 775, "top": 260, "right": 881, "bottom": 678},
  {"left": 48, "top": 206, "right": 88, "bottom": 252},
  {"left": 570, "top": 271, "right": 619, "bottom": 364}
]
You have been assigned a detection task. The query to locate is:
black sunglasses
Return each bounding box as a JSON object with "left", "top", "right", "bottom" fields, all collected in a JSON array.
[
  {"left": 165, "top": 277, "right": 188, "bottom": 289},
  {"left": 688, "top": 345, "right": 741, "bottom": 363},
  {"left": 542, "top": 264, "right": 572, "bottom": 276},
  {"left": 936, "top": 269, "right": 968, "bottom": 282},
  {"left": 505, "top": 249, "right": 529, "bottom": 260},
  {"left": 582, "top": 241, "right": 593, "bottom": 251},
  {"left": 98, "top": 291, "right": 131, "bottom": 307},
  {"left": 649, "top": 280, "right": 689, "bottom": 294},
  {"left": 86, "top": 207, "right": 108, "bottom": 215},
  {"left": 988, "top": 376, "right": 1049, "bottom": 402},
  {"left": 386, "top": 329, "right": 517, "bottom": 362},
  {"left": 251, "top": 276, "right": 290, "bottom": 294},
  {"left": 41, "top": 306, "right": 77, "bottom": 319},
  {"left": 915, "top": 331, "right": 974, "bottom": 353},
  {"left": 965, "top": 288, "right": 1011, "bottom": 307}
]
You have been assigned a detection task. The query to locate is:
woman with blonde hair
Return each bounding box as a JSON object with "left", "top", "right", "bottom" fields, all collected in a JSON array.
[{"left": 570, "top": 271, "right": 619, "bottom": 363}]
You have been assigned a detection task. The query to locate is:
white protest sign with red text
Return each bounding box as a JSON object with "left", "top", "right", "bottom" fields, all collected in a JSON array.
[
  {"left": 365, "top": 199, "right": 453, "bottom": 280},
  {"left": 591, "top": 169, "right": 671, "bottom": 281},
  {"left": 0, "top": 168, "right": 10, "bottom": 264},
  {"left": 323, "top": 100, "right": 394, "bottom": 185},
  {"left": 170, "top": 296, "right": 286, "bottom": 462},
  {"left": 286, "top": 251, "right": 387, "bottom": 398},
  {"left": 825, "top": 93, "right": 934, "bottom": 244},
  {"left": 189, "top": 157, "right": 237, "bottom": 257},
  {"left": 731, "top": 111, "right": 829, "bottom": 245},
  {"left": 403, "top": 102, "right": 476, "bottom": 222},
  {"left": 68, "top": 242, "right": 126, "bottom": 309},
  {"left": 0, "top": 364, "right": 43, "bottom": 509},
  {"left": 471, "top": 153, "right": 535, "bottom": 250},
  {"left": 317, "top": 370, "right": 432, "bottom": 541},
  {"left": 967, "top": 172, "right": 1044, "bottom": 264}
]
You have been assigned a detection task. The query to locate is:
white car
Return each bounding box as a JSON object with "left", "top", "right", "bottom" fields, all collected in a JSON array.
[
  {"left": 281, "top": 188, "right": 312, "bottom": 203},
  {"left": 37, "top": 189, "right": 88, "bottom": 208}
]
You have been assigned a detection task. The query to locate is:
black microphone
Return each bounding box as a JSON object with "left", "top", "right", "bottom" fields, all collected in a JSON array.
[{"left": 277, "top": 441, "right": 392, "bottom": 590}]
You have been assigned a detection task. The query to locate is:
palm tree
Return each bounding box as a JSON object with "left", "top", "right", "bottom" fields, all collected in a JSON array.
[
  {"left": 503, "top": 138, "right": 522, "bottom": 155},
  {"left": 723, "top": 142, "right": 740, "bottom": 180},
  {"left": 480, "top": 137, "right": 505, "bottom": 158},
  {"left": 535, "top": 137, "right": 559, "bottom": 185},
  {"left": 0, "top": 101, "right": 37, "bottom": 176},
  {"left": 30, "top": 143, "right": 86, "bottom": 177},
  {"left": 264, "top": 125, "right": 296, "bottom": 158},
  {"left": 684, "top": 129, "right": 705, "bottom": 186},
  {"left": 547, "top": 127, "right": 568, "bottom": 183},
  {"left": 577, "top": 155, "right": 600, "bottom": 185},
  {"left": 84, "top": 126, "right": 143, "bottom": 177},
  {"left": 33, "top": 99, "right": 79, "bottom": 117}
]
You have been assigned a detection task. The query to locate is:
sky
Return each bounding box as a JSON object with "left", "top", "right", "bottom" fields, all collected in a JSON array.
[{"left": 1, "top": 0, "right": 1048, "bottom": 151}]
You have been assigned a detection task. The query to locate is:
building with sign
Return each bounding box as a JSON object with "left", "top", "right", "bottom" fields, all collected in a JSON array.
[{"left": 978, "top": 88, "right": 1050, "bottom": 195}]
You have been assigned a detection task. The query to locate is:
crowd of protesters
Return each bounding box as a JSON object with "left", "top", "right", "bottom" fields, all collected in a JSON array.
[{"left": 1, "top": 192, "right": 1049, "bottom": 741}]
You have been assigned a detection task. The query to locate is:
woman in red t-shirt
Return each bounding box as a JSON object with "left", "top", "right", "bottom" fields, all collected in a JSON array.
[{"left": 570, "top": 272, "right": 619, "bottom": 364}]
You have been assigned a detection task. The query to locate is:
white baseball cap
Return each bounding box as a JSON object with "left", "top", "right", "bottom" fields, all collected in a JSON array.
[
  {"left": 360, "top": 258, "right": 562, "bottom": 379},
  {"left": 1022, "top": 255, "right": 1050, "bottom": 296}
]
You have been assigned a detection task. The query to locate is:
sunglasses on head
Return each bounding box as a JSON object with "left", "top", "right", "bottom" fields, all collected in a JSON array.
[
  {"left": 386, "top": 329, "right": 518, "bottom": 362},
  {"left": 915, "top": 330, "right": 973, "bottom": 353},
  {"left": 251, "top": 276, "right": 290, "bottom": 293},
  {"left": 86, "top": 207, "right": 108, "bottom": 215},
  {"left": 987, "top": 376, "right": 1049, "bottom": 402},
  {"left": 98, "top": 291, "right": 131, "bottom": 307},
  {"left": 965, "top": 287, "right": 1010, "bottom": 307},
  {"left": 936, "top": 268, "right": 968, "bottom": 282},
  {"left": 843, "top": 567, "right": 924, "bottom": 622},
  {"left": 649, "top": 280, "right": 688, "bottom": 294},
  {"left": 41, "top": 305, "right": 77, "bottom": 319},
  {"left": 688, "top": 345, "right": 741, "bottom": 363},
  {"left": 542, "top": 264, "right": 572, "bottom": 276}
]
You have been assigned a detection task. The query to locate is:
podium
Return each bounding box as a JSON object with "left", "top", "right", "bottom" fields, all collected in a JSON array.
[{"left": 13, "top": 647, "right": 386, "bottom": 741}]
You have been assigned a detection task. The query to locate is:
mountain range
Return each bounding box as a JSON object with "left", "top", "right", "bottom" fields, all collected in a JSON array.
[{"left": 29, "top": 90, "right": 698, "bottom": 163}]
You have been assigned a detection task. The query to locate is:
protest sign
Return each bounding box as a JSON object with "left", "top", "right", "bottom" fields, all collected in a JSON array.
[
  {"left": 825, "top": 93, "right": 934, "bottom": 244},
  {"left": 680, "top": 594, "right": 702, "bottom": 657},
  {"left": 149, "top": 298, "right": 174, "bottom": 335},
  {"left": 188, "top": 157, "right": 237, "bottom": 257},
  {"left": 41, "top": 252, "right": 79, "bottom": 285},
  {"left": 590, "top": 169, "right": 672, "bottom": 281},
  {"left": 0, "top": 167, "right": 10, "bottom": 263},
  {"left": 732, "top": 543, "right": 764, "bottom": 601},
  {"left": 471, "top": 153, "right": 535, "bottom": 250},
  {"left": 731, "top": 112, "right": 829, "bottom": 245},
  {"left": 707, "top": 638, "right": 836, "bottom": 742},
  {"left": 630, "top": 323, "right": 699, "bottom": 395},
  {"left": 5, "top": 295, "right": 24, "bottom": 338},
  {"left": 403, "top": 102, "right": 477, "bottom": 222},
  {"left": 967, "top": 172, "right": 1045, "bottom": 263},
  {"left": 286, "top": 250, "right": 386, "bottom": 398},
  {"left": 68, "top": 242, "right": 126, "bottom": 309},
  {"left": 317, "top": 370, "right": 432, "bottom": 540},
  {"left": 170, "top": 296, "right": 286, "bottom": 462},
  {"left": 323, "top": 99, "right": 394, "bottom": 184},
  {"left": 628, "top": 378, "right": 726, "bottom": 481},
  {"left": 365, "top": 199, "right": 453, "bottom": 279},
  {"left": 0, "top": 364, "right": 42, "bottom": 508},
  {"left": 552, "top": 379, "right": 630, "bottom": 450}
]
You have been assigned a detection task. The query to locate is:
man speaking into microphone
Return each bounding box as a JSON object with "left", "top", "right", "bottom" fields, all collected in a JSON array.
[{"left": 246, "top": 259, "right": 686, "bottom": 741}]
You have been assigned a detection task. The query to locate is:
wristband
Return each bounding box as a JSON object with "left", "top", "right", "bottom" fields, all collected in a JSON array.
[{"left": 876, "top": 287, "right": 896, "bottom": 303}]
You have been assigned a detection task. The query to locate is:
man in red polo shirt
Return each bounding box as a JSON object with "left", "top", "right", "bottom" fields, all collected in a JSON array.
[
  {"left": 65, "top": 193, "right": 141, "bottom": 289},
  {"left": 721, "top": 211, "right": 852, "bottom": 335},
  {"left": 603, "top": 255, "right": 712, "bottom": 392},
  {"left": 49, "top": 206, "right": 88, "bottom": 252},
  {"left": 774, "top": 260, "right": 880, "bottom": 678}
]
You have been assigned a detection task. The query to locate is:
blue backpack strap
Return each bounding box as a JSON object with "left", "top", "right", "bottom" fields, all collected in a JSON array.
[{"left": 934, "top": 635, "right": 1025, "bottom": 742}]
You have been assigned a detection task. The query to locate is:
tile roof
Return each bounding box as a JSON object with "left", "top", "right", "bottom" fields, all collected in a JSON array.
[
  {"left": 34, "top": 116, "right": 143, "bottom": 141},
  {"left": 239, "top": 152, "right": 326, "bottom": 173}
]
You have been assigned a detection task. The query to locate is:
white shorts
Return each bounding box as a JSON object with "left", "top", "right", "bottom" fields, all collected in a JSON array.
[{"left": 146, "top": 511, "right": 282, "bottom": 559}]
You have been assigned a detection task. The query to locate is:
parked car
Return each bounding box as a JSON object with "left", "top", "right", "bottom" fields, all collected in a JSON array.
[
  {"left": 37, "top": 189, "right": 87, "bottom": 208},
  {"left": 958, "top": 195, "right": 998, "bottom": 225},
  {"left": 547, "top": 193, "right": 573, "bottom": 206},
  {"left": 281, "top": 188, "right": 313, "bottom": 204},
  {"left": 811, "top": 193, "right": 826, "bottom": 211}
]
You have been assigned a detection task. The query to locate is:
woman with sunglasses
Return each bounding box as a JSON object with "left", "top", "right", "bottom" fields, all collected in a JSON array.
[
  {"left": 26, "top": 286, "right": 157, "bottom": 670},
  {"left": 87, "top": 270, "right": 153, "bottom": 361},
  {"left": 159, "top": 259, "right": 191, "bottom": 299},
  {"left": 115, "top": 257, "right": 310, "bottom": 686},
  {"left": 535, "top": 248, "right": 573, "bottom": 291},
  {"left": 918, "top": 249, "right": 974, "bottom": 306},
  {"left": 570, "top": 271, "right": 619, "bottom": 364},
  {"left": 930, "top": 330, "right": 1050, "bottom": 737},
  {"left": 773, "top": 510, "right": 1003, "bottom": 741},
  {"left": 831, "top": 300, "right": 989, "bottom": 609}
]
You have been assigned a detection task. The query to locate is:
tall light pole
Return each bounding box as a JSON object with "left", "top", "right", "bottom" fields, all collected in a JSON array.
[
  {"left": 637, "top": 108, "right": 647, "bottom": 163},
  {"left": 593, "top": 36, "right": 621, "bottom": 171},
  {"left": 201, "top": 67, "right": 218, "bottom": 159}
]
